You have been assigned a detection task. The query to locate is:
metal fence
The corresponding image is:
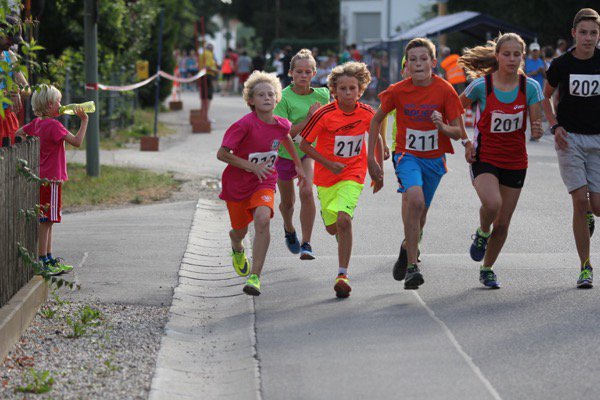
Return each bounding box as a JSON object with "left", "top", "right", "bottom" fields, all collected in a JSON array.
[{"left": 0, "top": 138, "right": 39, "bottom": 307}]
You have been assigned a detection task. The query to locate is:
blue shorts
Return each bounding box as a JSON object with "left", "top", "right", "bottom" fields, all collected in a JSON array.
[{"left": 394, "top": 152, "right": 447, "bottom": 207}]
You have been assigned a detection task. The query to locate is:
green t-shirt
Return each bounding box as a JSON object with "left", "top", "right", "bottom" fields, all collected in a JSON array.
[{"left": 274, "top": 85, "right": 330, "bottom": 159}]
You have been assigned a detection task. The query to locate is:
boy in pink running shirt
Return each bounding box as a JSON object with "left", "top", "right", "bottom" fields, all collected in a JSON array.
[
  {"left": 16, "top": 84, "right": 89, "bottom": 275},
  {"left": 217, "top": 71, "right": 307, "bottom": 296}
]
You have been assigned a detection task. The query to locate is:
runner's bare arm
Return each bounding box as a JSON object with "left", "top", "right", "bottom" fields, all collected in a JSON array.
[
  {"left": 367, "top": 108, "right": 385, "bottom": 183},
  {"left": 529, "top": 102, "right": 543, "bottom": 139},
  {"left": 216, "top": 146, "right": 274, "bottom": 182},
  {"left": 281, "top": 135, "right": 307, "bottom": 185},
  {"left": 541, "top": 81, "right": 568, "bottom": 149},
  {"left": 289, "top": 102, "right": 322, "bottom": 137},
  {"left": 431, "top": 112, "right": 465, "bottom": 140},
  {"left": 299, "top": 138, "right": 345, "bottom": 175}
]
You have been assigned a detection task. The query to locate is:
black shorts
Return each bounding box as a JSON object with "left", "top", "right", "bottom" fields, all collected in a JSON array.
[
  {"left": 470, "top": 161, "right": 527, "bottom": 189},
  {"left": 198, "top": 75, "right": 213, "bottom": 100}
]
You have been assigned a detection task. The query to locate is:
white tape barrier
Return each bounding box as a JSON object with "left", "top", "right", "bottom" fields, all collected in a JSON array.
[{"left": 88, "top": 69, "right": 207, "bottom": 92}]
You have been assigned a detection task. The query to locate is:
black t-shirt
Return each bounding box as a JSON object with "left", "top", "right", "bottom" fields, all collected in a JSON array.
[{"left": 546, "top": 48, "right": 600, "bottom": 135}]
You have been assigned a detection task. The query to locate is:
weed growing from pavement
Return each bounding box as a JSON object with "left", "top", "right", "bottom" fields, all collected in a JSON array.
[
  {"left": 39, "top": 306, "right": 57, "bottom": 319},
  {"left": 66, "top": 305, "right": 103, "bottom": 338},
  {"left": 15, "top": 368, "right": 55, "bottom": 394}
]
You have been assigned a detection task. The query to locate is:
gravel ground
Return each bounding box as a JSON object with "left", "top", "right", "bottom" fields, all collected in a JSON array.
[{"left": 0, "top": 298, "right": 168, "bottom": 399}]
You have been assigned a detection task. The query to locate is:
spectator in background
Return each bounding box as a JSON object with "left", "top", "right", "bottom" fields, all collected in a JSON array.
[
  {"left": 280, "top": 46, "right": 293, "bottom": 87},
  {"left": 555, "top": 38, "right": 568, "bottom": 57},
  {"left": 350, "top": 43, "right": 362, "bottom": 61},
  {"left": 198, "top": 43, "right": 219, "bottom": 121},
  {"left": 236, "top": 51, "right": 252, "bottom": 90},
  {"left": 439, "top": 46, "right": 467, "bottom": 93},
  {"left": 252, "top": 52, "right": 266, "bottom": 72},
  {"left": 185, "top": 50, "right": 199, "bottom": 91},
  {"left": 340, "top": 45, "right": 351, "bottom": 63},
  {"left": 542, "top": 45, "right": 555, "bottom": 69},
  {"left": 525, "top": 42, "right": 546, "bottom": 90},
  {"left": 221, "top": 51, "right": 236, "bottom": 96}
]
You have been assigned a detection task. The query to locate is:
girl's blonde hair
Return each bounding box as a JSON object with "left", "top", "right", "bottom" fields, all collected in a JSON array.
[
  {"left": 31, "top": 84, "right": 61, "bottom": 117},
  {"left": 289, "top": 48, "right": 317, "bottom": 74},
  {"left": 327, "top": 61, "right": 371, "bottom": 96},
  {"left": 458, "top": 33, "right": 526, "bottom": 79},
  {"left": 242, "top": 70, "right": 282, "bottom": 110}
]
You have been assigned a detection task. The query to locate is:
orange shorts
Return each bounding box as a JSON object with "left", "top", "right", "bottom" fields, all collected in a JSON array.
[{"left": 226, "top": 189, "right": 275, "bottom": 230}]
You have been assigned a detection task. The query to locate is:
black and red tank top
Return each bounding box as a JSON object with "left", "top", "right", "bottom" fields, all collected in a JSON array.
[{"left": 474, "top": 74, "right": 528, "bottom": 169}]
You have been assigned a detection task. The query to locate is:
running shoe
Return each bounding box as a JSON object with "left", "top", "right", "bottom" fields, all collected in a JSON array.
[
  {"left": 231, "top": 248, "right": 250, "bottom": 277},
  {"left": 587, "top": 211, "right": 595, "bottom": 238},
  {"left": 284, "top": 228, "right": 301, "bottom": 254},
  {"left": 40, "top": 262, "right": 63, "bottom": 276},
  {"left": 393, "top": 240, "right": 408, "bottom": 281},
  {"left": 243, "top": 274, "right": 261, "bottom": 296},
  {"left": 393, "top": 239, "right": 421, "bottom": 281},
  {"left": 479, "top": 268, "right": 500, "bottom": 289},
  {"left": 404, "top": 264, "right": 424, "bottom": 290},
  {"left": 470, "top": 229, "right": 489, "bottom": 262},
  {"left": 334, "top": 273, "right": 351, "bottom": 298},
  {"left": 50, "top": 257, "right": 73, "bottom": 274},
  {"left": 577, "top": 264, "right": 593, "bottom": 289},
  {"left": 300, "top": 242, "right": 315, "bottom": 260}
]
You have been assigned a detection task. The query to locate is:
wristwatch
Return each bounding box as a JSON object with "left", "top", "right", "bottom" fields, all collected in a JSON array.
[
  {"left": 550, "top": 123, "right": 561, "bottom": 135},
  {"left": 461, "top": 138, "right": 471, "bottom": 147}
]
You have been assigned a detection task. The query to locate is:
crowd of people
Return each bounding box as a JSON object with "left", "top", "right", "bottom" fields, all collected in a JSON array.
[{"left": 217, "top": 8, "right": 600, "bottom": 298}]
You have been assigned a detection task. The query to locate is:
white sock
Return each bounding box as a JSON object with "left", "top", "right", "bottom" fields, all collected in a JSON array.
[{"left": 338, "top": 267, "right": 348, "bottom": 275}]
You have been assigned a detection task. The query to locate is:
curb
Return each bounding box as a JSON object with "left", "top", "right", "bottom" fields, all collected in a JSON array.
[
  {"left": 149, "top": 198, "right": 261, "bottom": 400},
  {"left": 0, "top": 276, "right": 48, "bottom": 361}
]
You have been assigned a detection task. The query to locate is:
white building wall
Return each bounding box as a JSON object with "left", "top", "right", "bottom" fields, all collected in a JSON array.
[{"left": 341, "top": 0, "right": 434, "bottom": 47}]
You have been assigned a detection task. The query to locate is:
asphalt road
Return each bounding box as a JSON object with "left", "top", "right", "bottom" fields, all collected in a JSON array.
[
  {"left": 58, "top": 93, "right": 600, "bottom": 399},
  {"left": 255, "top": 133, "right": 600, "bottom": 400}
]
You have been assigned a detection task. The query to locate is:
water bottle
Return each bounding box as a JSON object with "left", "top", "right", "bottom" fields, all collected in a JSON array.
[{"left": 59, "top": 101, "right": 96, "bottom": 115}]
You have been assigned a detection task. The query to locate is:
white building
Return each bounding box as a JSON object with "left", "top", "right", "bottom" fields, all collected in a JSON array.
[{"left": 340, "top": 0, "right": 436, "bottom": 47}]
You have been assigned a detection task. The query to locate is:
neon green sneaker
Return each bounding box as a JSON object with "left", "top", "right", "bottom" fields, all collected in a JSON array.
[
  {"left": 243, "top": 274, "right": 261, "bottom": 296},
  {"left": 51, "top": 257, "right": 73, "bottom": 274},
  {"left": 577, "top": 265, "right": 593, "bottom": 289},
  {"left": 40, "top": 261, "right": 63, "bottom": 276},
  {"left": 231, "top": 248, "right": 250, "bottom": 277}
]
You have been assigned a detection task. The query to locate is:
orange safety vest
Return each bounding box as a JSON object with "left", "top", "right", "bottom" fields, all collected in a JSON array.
[{"left": 440, "top": 54, "right": 466, "bottom": 85}]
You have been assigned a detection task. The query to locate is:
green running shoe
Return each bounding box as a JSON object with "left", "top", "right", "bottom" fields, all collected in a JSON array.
[
  {"left": 40, "top": 261, "right": 63, "bottom": 276},
  {"left": 243, "top": 274, "right": 261, "bottom": 296},
  {"left": 577, "top": 266, "right": 593, "bottom": 289},
  {"left": 587, "top": 212, "right": 595, "bottom": 238},
  {"left": 231, "top": 248, "right": 250, "bottom": 277},
  {"left": 51, "top": 257, "right": 73, "bottom": 274}
]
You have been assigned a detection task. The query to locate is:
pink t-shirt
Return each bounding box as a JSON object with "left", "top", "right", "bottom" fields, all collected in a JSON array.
[
  {"left": 219, "top": 112, "right": 291, "bottom": 202},
  {"left": 23, "top": 118, "right": 69, "bottom": 181}
]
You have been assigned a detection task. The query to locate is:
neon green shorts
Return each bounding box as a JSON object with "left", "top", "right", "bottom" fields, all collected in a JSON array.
[{"left": 316, "top": 180, "right": 364, "bottom": 227}]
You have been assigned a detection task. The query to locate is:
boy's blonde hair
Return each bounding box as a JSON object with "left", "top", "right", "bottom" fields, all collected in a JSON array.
[
  {"left": 32, "top": 84, "right": 61, "bottom": 117},
  {"left": 242, "top": 71, "right": 282, "bottom": 110},
  {"left": 327, "top": 61, "right": 371, "bottom": 96},
  {"left": 404, "top": 37, "right": 437, "bottom": 60},
  {"left": 458, "top": 33, "right": 526, "bottom": 79},
  {"left": 289, "top": 48, "right": 317, "bottom": 74}
]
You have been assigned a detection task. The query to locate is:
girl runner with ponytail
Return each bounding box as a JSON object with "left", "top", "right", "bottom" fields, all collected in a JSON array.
[{"left": 458, "top": 33, "right": 544, "bottom": 288}]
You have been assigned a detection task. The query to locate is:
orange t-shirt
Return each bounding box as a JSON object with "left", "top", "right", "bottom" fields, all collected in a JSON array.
[
  {"left": 301, "top": 101, "right": 374, "bottom": 187},
  {"left": 379, "top": 75, "right": 463, "bottom": 158}
]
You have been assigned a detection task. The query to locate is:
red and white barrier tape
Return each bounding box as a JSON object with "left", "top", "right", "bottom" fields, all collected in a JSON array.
[{"left": 87, "top": 69, "right": 206, "bottom": 92}]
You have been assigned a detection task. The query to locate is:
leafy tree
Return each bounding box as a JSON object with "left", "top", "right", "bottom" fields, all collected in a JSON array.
[{"left": 235, "top": 0, "right": 339, "bottom": 50}]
